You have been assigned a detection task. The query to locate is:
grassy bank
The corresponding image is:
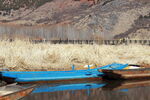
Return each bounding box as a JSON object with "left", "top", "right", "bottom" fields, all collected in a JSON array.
[{"left": 0, "top": 40, "right": 149, "bottom": 71}]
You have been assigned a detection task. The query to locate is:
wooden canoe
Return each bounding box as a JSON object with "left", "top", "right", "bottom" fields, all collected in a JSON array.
[
  {"left": 100, "top": 68, "right": 150, "bottom": 80},
  {"left": 0, "top": 83, "right": 36, "bottom": 100},
  {"left": 0, "top": 63, "right": 128, "bottom": 83}
]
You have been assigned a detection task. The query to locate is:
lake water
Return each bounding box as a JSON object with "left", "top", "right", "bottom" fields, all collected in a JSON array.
[{"left": 21, "top": 80, "right": 150, "bottom": 100}]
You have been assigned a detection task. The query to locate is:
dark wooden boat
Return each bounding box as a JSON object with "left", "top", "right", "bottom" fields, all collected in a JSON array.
[
  {"left": 100, "top": 68, "right": 150, "bottom": 80},
  {"left": 0, "top": 83, "right": 36, "bottom": 100}
]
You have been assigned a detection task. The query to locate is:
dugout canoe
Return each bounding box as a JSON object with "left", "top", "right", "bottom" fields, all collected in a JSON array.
[
  {"left": 0, "top": 83, "right": 35, "bottom": 100},
  {"left": 0, "top": 63, "right": 128, "bottom": 83},
  {"left": 100, "top": 68, "right": 150, "bottom": 80}
]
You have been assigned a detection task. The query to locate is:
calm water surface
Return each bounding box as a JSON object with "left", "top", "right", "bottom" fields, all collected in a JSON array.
[{"left": 21, "top": 80, "right": 150, "bottom": 100}]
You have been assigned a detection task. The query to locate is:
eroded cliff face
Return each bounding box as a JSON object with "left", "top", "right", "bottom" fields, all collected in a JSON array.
[{"left": 0, "top": 0, "right": 149, "bottom": 40}]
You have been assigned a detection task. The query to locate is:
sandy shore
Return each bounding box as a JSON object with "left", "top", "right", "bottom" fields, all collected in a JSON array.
[{"left": 0, "top": 40, "right": 149, "bottom": 71}]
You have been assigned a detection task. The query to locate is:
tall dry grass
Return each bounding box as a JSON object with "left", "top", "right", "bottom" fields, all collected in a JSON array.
[{"left": 0, "top": 40, "right": 149, "bottom": 71}]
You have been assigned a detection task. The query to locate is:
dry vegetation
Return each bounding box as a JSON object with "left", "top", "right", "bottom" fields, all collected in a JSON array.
[{"left": 0, "top": 40, "right": 149, "bottom": 71}]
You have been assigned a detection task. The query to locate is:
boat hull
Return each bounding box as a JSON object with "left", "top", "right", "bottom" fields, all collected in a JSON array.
[
  {"left": 0, "top": 63, "right": 129, "bottom": 83},
  {"left": 0, "top": 85, "right": 35, "bottom": 100},
  {"left": 101, "top": 68, "right": 150, "bottom": 80},
  {"left": 2, "top": 73, "right": 103, "bottom": 84}
]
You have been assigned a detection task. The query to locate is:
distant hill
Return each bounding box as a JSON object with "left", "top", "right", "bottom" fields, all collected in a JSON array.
[
  {"left": 0, "top": 0, "right": 51, "bottom": 11},
  {"left": 0, "top": 0, "right": 149, "bottom": 40}
]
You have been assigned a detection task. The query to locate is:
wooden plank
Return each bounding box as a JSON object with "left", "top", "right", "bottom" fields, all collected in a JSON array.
[{"left": 100, "top": 68, "right": 150, "bottom": 80}]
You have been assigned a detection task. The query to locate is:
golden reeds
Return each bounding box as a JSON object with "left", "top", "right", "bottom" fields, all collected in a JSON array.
[{"left": 0, "top": 40, "right": 149, "bottom": 71}]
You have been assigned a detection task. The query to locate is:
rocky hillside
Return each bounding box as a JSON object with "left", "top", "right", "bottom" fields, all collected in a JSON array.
[{"left": 0, "top": 0, "right": 149, "bottom": 40}]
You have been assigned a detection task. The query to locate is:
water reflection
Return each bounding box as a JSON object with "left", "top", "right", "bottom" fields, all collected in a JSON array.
[
  {"left": 103, "top": 79, "right": 150, "bottom": 91},
  {"left": 21, "top": 80, "right": 150, "bottom": 100},
  {"left": 32, "top": 81, "right": 106, "bottom": 94}
]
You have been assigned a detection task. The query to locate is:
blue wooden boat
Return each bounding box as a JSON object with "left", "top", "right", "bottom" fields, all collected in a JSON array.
[{"left": 0, "top": 63, "right": 128, "bottom": 83}]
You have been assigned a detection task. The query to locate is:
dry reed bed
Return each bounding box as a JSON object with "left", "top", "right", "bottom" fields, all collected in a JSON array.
[{"left": 0, "top": 40, "right": 149, "bottom": 71}]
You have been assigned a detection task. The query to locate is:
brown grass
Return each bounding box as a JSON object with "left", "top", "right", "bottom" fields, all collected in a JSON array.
[{"left": 0, "top": 40, "right": 149, "bottom": 71}]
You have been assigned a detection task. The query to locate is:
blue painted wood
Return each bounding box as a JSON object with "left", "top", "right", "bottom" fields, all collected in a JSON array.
[{"left": 0, "top": 63, "right": 128, "bottom": 82}]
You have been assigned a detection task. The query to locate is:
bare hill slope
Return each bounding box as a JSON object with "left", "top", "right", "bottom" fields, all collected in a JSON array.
[{"left": 0, "top": 0, "right": 149, "bottom": 39}]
